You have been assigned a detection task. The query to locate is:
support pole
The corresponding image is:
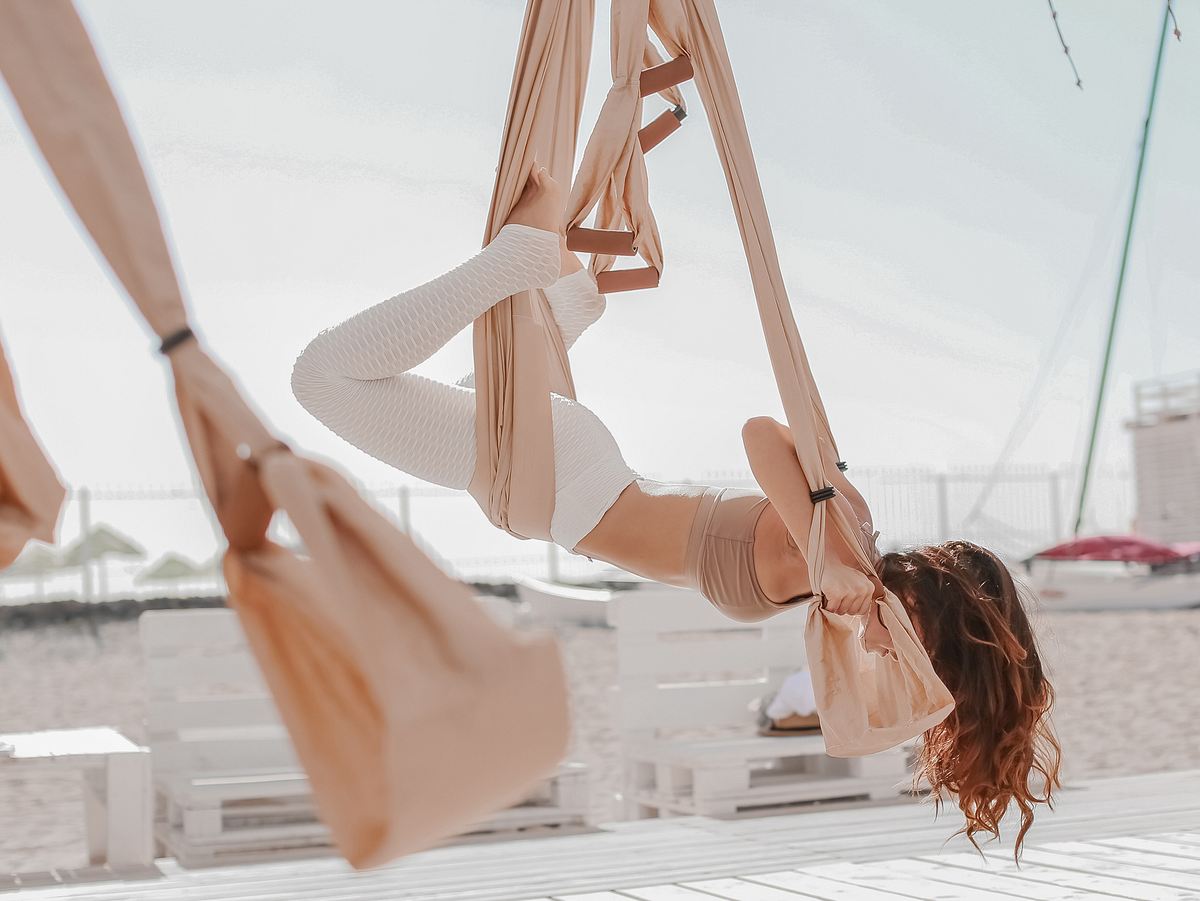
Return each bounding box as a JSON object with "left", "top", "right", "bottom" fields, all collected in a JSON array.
[
  {"left": 1074, "top": 1, "right": 1172, "bottom": 535},
  {"left": 1049, "top": 470, "right": 1064, "bottom": 541},
  {"left": 935, "top": 473, "right": 951, "bottom": 541},
  {"left": 79, "top": 486, "right": 93, "bottom": 603}
]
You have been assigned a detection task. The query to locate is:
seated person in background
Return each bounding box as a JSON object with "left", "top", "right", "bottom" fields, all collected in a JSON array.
[{"left": 756, "top": 669, "right": 820, "bottom": 736}]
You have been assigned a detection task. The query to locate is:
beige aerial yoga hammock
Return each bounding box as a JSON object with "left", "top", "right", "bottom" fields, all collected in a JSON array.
[
  {"left": 0, "top": 334, "right": 65, "bottom": 567},
  {"left": 0, "top": 0, "right": 567, "bottom": 869},
  {"left": 471, "top": 0, "right": 954, "bottom": 758},
  {"left": 0, "top": 0, "right": 951, "bottom": 870}
]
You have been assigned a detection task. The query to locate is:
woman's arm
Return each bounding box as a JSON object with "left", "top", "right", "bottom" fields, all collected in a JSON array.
[
  {"left": 742, "top": 416, "right": 876, "bottom": 616},
  {"left": 742, "top": 416, "right": 818, "bottom": 550}
]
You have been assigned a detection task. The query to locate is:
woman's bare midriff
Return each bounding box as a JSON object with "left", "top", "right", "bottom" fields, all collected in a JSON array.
[{"left": 573, "top": 479, "right": 706, "bottom": 586}]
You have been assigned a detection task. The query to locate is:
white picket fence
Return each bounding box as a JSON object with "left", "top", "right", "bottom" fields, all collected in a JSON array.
[{"left": 0, "top": 465, "right": 1134, "bottom": 606}]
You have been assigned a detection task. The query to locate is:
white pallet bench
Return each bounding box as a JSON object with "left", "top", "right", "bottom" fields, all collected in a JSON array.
[
  {"left": 625, "top": 733, "right": 906, "bottom": 818},
  {"left": 468, "top": 762, "right": 590, "bottom": 837},
  {"left": 609, "top": 585, "right": 909, "bottom": 819},
  {"left": 0, "top": 728, "right": 152, "bottom": 870},
  {"left": 515, "top": 576, "right": 613, "bottom": 629},
  {"left": 140, "top": 608, "right": 589, "bottom": 867},
  {"left": 140, "top": 609, "right": 326, "bottom": 867}
]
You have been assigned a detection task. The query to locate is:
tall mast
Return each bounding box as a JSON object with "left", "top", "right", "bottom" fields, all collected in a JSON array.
[{"left": 1073, "top": 1, "right": 1173, "bottom": 536}]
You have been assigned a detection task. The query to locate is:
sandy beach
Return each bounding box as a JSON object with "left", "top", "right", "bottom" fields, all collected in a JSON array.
[{"left": 2, "top": 607, "right": 1198, "bottom": 874}]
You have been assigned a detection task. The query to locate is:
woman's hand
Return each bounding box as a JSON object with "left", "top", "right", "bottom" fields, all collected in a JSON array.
[{"left": 819, "top": 563, "right": 877, "bottom": 617}]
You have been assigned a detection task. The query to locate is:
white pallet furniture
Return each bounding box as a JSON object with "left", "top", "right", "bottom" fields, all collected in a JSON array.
[
  {"left": 139, "top": 608, "right": 327, "bottom": 867},
  {"left": 0, "top": 727, "right": 153, "bottom": 868},
  {"left": 473, "top": 593, "right": 525, "bottom": 629},
  {"left": 139, "top": 607, "right": 589, "bottom": 867},
  {"left": 608, "top": 584, "right": 909, "bottom": 819},
  {"left": 514, "top": 575, "right": 612, "bottom": 628}
]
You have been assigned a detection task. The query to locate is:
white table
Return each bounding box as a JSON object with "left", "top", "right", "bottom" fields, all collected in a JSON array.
[{"left": 0, "top": 727, "right": 153, "bottom": 867}]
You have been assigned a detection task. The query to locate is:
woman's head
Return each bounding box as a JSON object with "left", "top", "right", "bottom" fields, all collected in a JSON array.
[{"left": 878, "top": 540, "right": 1062, "bottom": 858}]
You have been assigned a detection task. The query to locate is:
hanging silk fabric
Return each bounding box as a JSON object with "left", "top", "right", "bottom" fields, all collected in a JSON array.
[
  {"left": 473, "top": 0, "right": 955, "bottom": 756},
  {"left": 468, "top": 0, "right": 595, "bottom": 539},
  {"left": 468, "top": 0, "right": 687, "bottom": 538},
  {"left": 0, "top": 333, "right": 65, "bottom": 568},
  {"left": 0, "top": 0, "right": 569, "bottom": 869}
]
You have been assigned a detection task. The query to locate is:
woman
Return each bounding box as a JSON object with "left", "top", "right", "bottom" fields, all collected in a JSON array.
[{"left": 292, "top": 167, "right": 1061, "bottom": 854}]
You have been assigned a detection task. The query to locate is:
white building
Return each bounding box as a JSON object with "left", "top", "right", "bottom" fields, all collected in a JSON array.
[{"left": 1128, "top": 372, "right": 1200, "bottom": 543}]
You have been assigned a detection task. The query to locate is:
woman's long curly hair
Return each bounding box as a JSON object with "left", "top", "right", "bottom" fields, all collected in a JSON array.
[{"left": 878, "top": 540, "right": 1062, "bottom": 858}]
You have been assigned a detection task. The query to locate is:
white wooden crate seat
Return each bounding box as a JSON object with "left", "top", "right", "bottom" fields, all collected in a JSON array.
[
  {"left": 608, "top": 585, "right": 911, "bottom": 819},
  {"left": 139, "top": 608, "right": 325, "bottom": 867},
  {"left": 139, "top": 606, "right": 589, "bottom": 867},
  {"left": 0, "top": 727, "right": 153, "bottom": 869},
  {"left": 514, "top": 575, "right": 613, "bottom": 628}
]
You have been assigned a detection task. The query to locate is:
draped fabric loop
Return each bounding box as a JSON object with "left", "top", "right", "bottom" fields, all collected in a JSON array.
[
  {"left": 474, "top": 0, "right": 955, "bottom": 756},
  {"left": 0, "top": 0, "right": 569, "bottom": 868},
  {"left": 468, "top": 0, "right": 596, "bottom": 540},
  {"left": 0, "top": 335, "right": 65, "bottom": 567}
]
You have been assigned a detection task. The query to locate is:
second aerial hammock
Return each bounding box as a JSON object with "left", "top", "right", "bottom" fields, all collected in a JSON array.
[
  {"left": 471, "top": 0, "right": 955, "bottom": 757},
  {"left": 0, "top": 0, "right": 569, "bottom": 869}
]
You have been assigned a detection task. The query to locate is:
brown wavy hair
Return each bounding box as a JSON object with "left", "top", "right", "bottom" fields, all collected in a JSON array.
[{"left": 878, "top": 540, "right": 1062, "bottom": 858}]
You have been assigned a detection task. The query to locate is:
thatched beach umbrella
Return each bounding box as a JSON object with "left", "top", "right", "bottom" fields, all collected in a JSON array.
[
  {"left": 134, "top": 552, "right": 199, "bottom": 583},
  {"left": 134, "top": 552, "right": 223, "bottom": 597},
  {"left": 61, "top": 523, "right": 145, "bottom": 600},
  {"left": 3, "top": 541, "right": 61, "bottom": 601},
  {"left": 7, "top": 541, "right": 59, "bottom": 574}
]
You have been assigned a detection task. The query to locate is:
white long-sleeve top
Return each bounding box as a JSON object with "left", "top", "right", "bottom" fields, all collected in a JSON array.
[{"left": 291, "top": 224, "right": 639, "bottom": 551}]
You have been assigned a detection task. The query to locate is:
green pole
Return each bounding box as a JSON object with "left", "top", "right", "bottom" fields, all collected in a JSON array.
[{"left": 1073, "top": 1, "right": 1173, "bottom": 536}]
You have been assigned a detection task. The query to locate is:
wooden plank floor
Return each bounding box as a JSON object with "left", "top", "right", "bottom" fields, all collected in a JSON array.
[{"left": 6, "top": 770, "right": 1200, "bottom": 900}]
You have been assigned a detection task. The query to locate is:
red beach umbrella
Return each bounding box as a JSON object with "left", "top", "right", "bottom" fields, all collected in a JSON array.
[{"left": 1034, "top": 535, "right": 1187, "bottom": 565}]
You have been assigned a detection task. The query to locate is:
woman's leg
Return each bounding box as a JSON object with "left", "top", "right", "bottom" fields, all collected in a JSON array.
[
  {"left": 456, "top": 268, "right": 607, "bottom": 389},
  {"left": 291, "top": 223, "right": 560, "bottom": 488},
  {"left": 294, "top": 224, "right": 559, "bottom": 381}
]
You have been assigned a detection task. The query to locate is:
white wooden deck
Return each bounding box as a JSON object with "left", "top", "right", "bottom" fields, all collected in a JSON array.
[{"left": 6, "top": 769, "right": 1200, "bottom": 899}]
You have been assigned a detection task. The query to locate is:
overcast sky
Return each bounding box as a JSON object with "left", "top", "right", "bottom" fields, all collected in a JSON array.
[{"left": 2, "top": 0, "right": 1196, "bottom": 512}]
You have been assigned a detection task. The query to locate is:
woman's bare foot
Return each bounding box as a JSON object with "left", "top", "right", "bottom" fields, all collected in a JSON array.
[
  {"left": 505, "top": 165, "right": 583, "bottom": 277},
  {"left": 505, "top": 165, "right": 565, "bottom": 235}
]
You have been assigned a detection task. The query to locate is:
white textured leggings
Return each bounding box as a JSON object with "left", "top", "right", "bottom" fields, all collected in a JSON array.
[{"left": 291, "top": 224, "right": 639, "bottom": 551}]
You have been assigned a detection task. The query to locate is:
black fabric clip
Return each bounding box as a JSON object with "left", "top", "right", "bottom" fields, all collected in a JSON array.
[
  {"left": 810, "top": 486, "right": 837, "bottom": 503},
  {"left": 158, "top": 327, "right": 195, "bottom": 355},
  {"left": 672, "top": 104, "right": 687, "bottom": 122},
  {"left": 836, "top": 460, "right": 849, "bottom": 472}
]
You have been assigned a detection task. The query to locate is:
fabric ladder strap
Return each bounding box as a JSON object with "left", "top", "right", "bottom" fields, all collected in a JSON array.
[
  {"left": 565, "top": 227, "right": 637, "bottom": 256},
  {"left": 582, "top": 59, "right": 691, "bottom": 294},
  {"left": 639, "top": 104, "right": 686, "bottom": 153},
  {"left": 640, "top": 54, "right": 693, "bottom": 97},
  {"left": 595, "top": 266, "right": 660, "bottom": 294}
]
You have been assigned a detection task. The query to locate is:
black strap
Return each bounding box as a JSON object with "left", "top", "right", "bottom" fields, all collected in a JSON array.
[
  {"left": 158, "top": 327, "right": 195, "bottom": 355},
  {"left": 836, "top": 460, "right": 848, "bottom": 472},
  {"left": 810, "top": 486, "right": 837, "bottom": 503},
  {"left": 671, "top": 104, "right": 687, "bottom": 122}
]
